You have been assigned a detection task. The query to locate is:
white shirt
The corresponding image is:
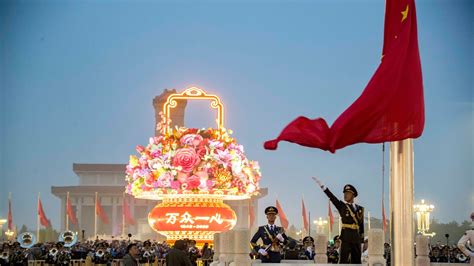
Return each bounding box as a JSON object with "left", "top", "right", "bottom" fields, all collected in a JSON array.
[
  {"left": 458, "top": 228, "right": 474, "bottom": 257},
  {"left": 267, "top": 224, "right": 276, "bottom": 231}
]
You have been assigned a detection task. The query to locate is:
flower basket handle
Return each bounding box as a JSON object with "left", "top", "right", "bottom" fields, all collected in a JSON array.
[{"left": 161, "top": 87, "right": 225, "bottom": 136}]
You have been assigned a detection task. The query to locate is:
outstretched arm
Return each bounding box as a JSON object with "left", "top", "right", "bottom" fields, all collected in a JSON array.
[{"left": 312, "top": 177, "right": 345, "bottom": 211}]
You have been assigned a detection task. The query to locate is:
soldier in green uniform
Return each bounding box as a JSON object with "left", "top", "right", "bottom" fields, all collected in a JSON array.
[
  {"left": 313, "top": 177, "right": 364, "bottom": 264},
  {"left": 250, "top": 206, "right": 289, "bottom": 263}
]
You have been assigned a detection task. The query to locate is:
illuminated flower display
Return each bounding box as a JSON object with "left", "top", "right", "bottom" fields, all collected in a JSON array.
[
  {"left": 126, "top": 127, "right": 260, "bottom": 200},
  {"left": 126, "top": 87, "right": 261, "bottom": 242}
]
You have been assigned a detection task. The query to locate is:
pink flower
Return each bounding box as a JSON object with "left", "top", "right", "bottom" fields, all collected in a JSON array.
[
  {"left": 173, "top": 148, "right": 200, "bottom": 173},
  {"left": 157, "top": 172, "right": 172, "bottom": 187},
  {"left": 180, "top": 134, "right": 203, "bottom": 147},
  {"left": 126, "top": 165, "right": 134, "bottom": 175},
  {"left": 150, "top": 150, "right": 162, "bottom": 158},
  {"left": 170, "top": 181, "right": 180, "bottom": 189},
  {"left": 176, "top": 172, "right": 189, "bottom": 183},
  {"left": 186, "top": 175, "right": 201, "bottom": 189},
  {"left": 139, "top": 156, "right": 148, "bottom": 168},
  {"left": 216, "top": 149, "right": 232, "bottom": 168}
]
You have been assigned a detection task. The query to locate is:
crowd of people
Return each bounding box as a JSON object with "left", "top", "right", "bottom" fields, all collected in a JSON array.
[
  {"left": 427, "top": 244, "right": 471, "bottom": 264},
  {"left": 249, "top": 235, "right": 471, "bottom": 265},
  {"left": 0, "top": 238, "right": 214, "bottom": 266}
]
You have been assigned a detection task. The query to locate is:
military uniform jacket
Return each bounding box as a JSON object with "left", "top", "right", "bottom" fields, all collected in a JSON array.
[
  {"left": 457, "top": 228, "right": 474, "bottom": 258},
  {"left": 250, "top": 225, "right": 289, "bottom": 252},
  {"left": 324, "top": 188, "right": 364, "bottom": 243}
]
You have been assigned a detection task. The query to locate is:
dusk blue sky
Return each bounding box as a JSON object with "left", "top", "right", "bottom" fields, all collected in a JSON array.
[{"left": 1, "top": 0, "right": 472, "bottom": 231}]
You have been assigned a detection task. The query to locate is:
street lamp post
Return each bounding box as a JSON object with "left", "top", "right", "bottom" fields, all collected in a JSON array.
[
  {"left": 413, "top": 199, "right": 435, "bottom": 236},
  {"left": 314, "top": 217, "right": 328, "bottom": 235}
]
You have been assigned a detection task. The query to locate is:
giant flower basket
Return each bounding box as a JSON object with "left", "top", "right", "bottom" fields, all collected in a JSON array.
[{"left": 125, "top": 87, "right": 261, "bottom": 242}]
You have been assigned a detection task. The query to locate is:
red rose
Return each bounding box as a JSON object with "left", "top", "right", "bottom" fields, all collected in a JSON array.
[
  {"left": 196, "top": 146, "right": 207, "bottom": 158},
  {"left": 173, "top": 148, "right": 200, "bottom": 173},
  {"left": 187, "top": 175, "right": 201, "bottom": 189}
]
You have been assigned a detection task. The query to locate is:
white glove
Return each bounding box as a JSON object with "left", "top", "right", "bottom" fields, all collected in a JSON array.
[
  {"left": 258, "top": 248, "right": 268, "bottom": 256},
  {"left": 312, "top": 177, "right": 326, "bottom": 190},
  {"left": 276, "top": 233, "right": 284, "bottom": 242}
]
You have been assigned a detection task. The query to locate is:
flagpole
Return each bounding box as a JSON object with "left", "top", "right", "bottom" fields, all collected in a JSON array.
[
  {"left": 122, "top": 193, "right": 126, "bottom": 237},
  {"left": 37, "top": 192, "right": 40, "bottom": 242},
  {"left": 301, "top": 195, "right": 306, "bottom": 236},
  {"left": 66, "top": 192, "right": 69, "bottom": 231},
  {"left": 8, "top": 192, "right": 12, "bottom": 231},
  {"left": 94, "top": 192, "right": 98, "bottom": 237},
  {"left": 327, "top": 215, "right": 331, "bottom": 241},
  {"left": 308, "top": 211, "right": 311, "bottom": 237},
  {"left": 390, "top": 139, "right": 415, "bottom": 266}
]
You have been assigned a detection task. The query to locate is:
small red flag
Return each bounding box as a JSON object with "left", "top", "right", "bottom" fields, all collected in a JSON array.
[
  {"left": 122, "top": 196, "right": 136, "bottom": 225},
  {"left": 264, "top": 0, "right": 424, "bottom": 153},
  {"left": 38, "top": 198, "right": 51, "bottom": 228},
  {"left": 301, "top": 199, "right": 309, "bottom": 232},
  {"left": 96, "top": 197, "right": 110, "bottom": 224},
  {"left": 275, "top": 199, "right": 289, "bottom": 230},
  {"left": 66, "top": 195, "right": 78, "bottom": 226},
  {"left": 7, "top": 196, "right": 13, "bottom": 230},
  {"left": 328, "top": 200, "right": 334, "bottom": 232}
]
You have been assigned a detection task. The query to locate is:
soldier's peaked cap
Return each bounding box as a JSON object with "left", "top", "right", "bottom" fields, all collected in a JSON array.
[
  {"left": 343, "top": 184, "right": 358, "bottom": 197},
  {"left": 265, "top": 206, "right": 278, "bottom": 215}
]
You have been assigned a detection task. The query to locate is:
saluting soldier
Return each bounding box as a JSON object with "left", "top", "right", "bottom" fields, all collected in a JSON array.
[
  {"left": 250, "top": 206, "right": 289, "bottom": 263},
  {"left": 313, "top": 177, "right": 364, "bottom": 264}
]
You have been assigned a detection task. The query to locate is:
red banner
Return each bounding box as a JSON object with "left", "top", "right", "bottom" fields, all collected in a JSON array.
[
  {"left": 275, "top": 200, "right": 289, "bottom": 230},
  {"left": 328, "top": 200, "right": 334, "bottom": 232},
  {"left": 123, "top": 196, "right": 136, "bottom": 225},
  {"left": 38, "top": 198, "right": 51, "bottom": 228},
  {"left": 67, "top": 195, "right": 78, "bottom": 226},
  {"left": 96, "top": 197, "right": 110, "bottom": 224},
  {"left": 301, "top": 199, "right": 309, "bottom": 232}
]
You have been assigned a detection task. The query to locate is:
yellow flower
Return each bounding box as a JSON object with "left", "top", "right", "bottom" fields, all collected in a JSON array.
[{"left": 129, "top": 155, "right": 139, "bottom": 167}]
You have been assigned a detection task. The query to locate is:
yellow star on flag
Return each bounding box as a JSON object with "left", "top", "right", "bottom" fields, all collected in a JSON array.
[{"left": 401, "top": 5, "right": 409, "bottom": 22}]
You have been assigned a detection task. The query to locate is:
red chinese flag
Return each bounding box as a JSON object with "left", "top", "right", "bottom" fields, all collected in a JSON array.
[
  {"left": 328, "top": 200, "right": 334, "bottom": 232},
  {"left": 122, "top": 196, "right": 136, "bottom": 225},
  {"left": 264, "top": 0, "right": 424, "bottom": 153},
  {"left": 301, "top": 199, "right": 309, "bottom": 232},
  {"left": 382, "top": 198, "right": 388, "bottom": 232},
  {"left": 96, "top": 198, "right": 110, "bottom": 224},
  {"left": 38, "top": 198, "right": 51, "bottom": 228},
  {"left": 249, "top": 201, "right": 255, "bottom": 227},
  {"left": 67, "top": 196, "right": 78, "bottom": 226},
  {"left": 7, "top": 197, "right": 13, "bottom": 230},
  {"left": 275, "top": 200, "right": 289, "bottom": 230}
]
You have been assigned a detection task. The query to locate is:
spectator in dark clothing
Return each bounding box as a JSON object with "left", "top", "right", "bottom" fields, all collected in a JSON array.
[
  {"left": 166, "top": 240, "right": 192, "bottom": 266},
  {"left": 122, "top": 243, "right": 139, "bottom": 266}
]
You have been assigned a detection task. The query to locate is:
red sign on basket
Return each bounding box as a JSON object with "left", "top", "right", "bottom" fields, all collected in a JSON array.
[{"left": 148, "top": 205, "right": 237, "bottom": 232}]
